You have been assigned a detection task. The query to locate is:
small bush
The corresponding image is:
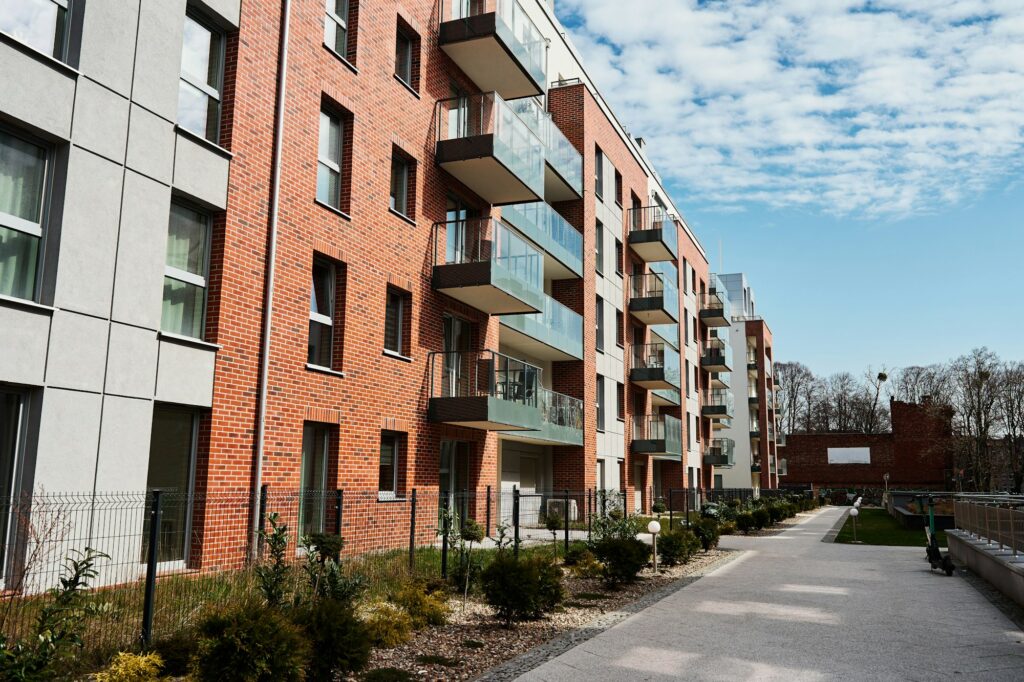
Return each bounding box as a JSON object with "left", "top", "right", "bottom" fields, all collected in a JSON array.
[
  {"left": 719, "top": 521, "right": 737, "bottom": 536},
  {"left": 592, "top": 536, "right": 649, "bottom": 584},
  {"left": 481, "top": 553, "right": 564, "bottom": 626},
  {"left": 293, "top": 598, "right": 371, "bottom": 680},
  {"left": 694, "top": 518, "right": 720, "bottom": 552},
  {"left": 193, "top": 603, "right": 309, "bottom": 682},
  {"left": 568, "top": 550, "right": 603, "bottom": 579},
  {"left": 752, "top": 508, "right": 770, "bottom": 530},
  {"left": 391, "top": 581, "right": 449, "bottom": 629},
  {"left": 360, "top": 602, "right": 413, "bottom": 648},
  {"left": 768, "top": 505, "right": 786, "bottom": 524},
  {"left": 727, "top": 498, "right": 742, "bottom": 509},
  {"left": 148, "top": 631, "right": 194, "bottom": 678},
  {"left": 736, "top": 512, "right": 755, "bottom": 534},
  {"left": 658, "top": 529, "right": 700, "bottom": 567},
  {"left": 93, "top": 653, "right": 163, "bottom": 682},
  {"left": 651, "top": 499, "right": 667, "bottom": 514},
  {"left": 563, "top": 541, "right": 590, "bottom": 566}
]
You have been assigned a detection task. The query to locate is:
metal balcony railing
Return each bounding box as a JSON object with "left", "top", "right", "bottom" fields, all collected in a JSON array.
[
  {"left": 539, "top": 388, "right": 583, "bottom": 430},
  {"left": 428, "top": 349, "right": 541, "bottom": 406},
  {"left": 441, "top": 0, "right": 546, "bottom": 88},
  {"left": 433, "top": 217, "right": 542, "bottom": 289}
]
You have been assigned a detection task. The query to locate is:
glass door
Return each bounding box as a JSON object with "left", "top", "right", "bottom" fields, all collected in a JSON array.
[
  {"left": 442, "top": 314, "right": 472, "bottom": 397},
  {"left": 299, "top": 424, "right": 329, "bottom": 536},
  {"left": 439, "top": 441, "right": 471, "bottom": 524},
  {"left": 0, "top": 390, "right": 24, "bottom": 583},
  {"left": 143, "top": 407, "right": 197, "bottom": 565}
]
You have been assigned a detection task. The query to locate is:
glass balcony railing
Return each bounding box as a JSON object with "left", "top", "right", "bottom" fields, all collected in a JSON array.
[
  {"left": 651, "top": 323, "right": 679, "bottom": 349},
  {"left": 632, "top": 414, "right": 682, "bottom": 457},
  {"left": 429, "top": 349, "right": 541, "bottom": 404},
  {"left": 501, "top": 294, "right": 583, "bottom": 360},
  {"left": 631, "top": 343, "right": 681, "bottom": 390},
  {"left": 627, "top": 205, "right": 678, "bottom": 261},
  {"left": 537, "top": 387, "right": 583, "bottom": 443},
  {"left": 434, "top": 217, "right": 542, "bottom": 293},
  {"left": 702, "top": 333, "right": 731, "bottom": 369},
  {"left": 502, "top": 202, "right": 583, "bottom": 277},
  {"left": 750, "top": 418, "right": 761, "bottom": 434},
  {"left": 705, "top": 438, "right": 735, "bottom": 467},
  {"left": 746, "top": 349, "right": 758, "bottom": 365},
  {"left": 703, "top": 389, "right": 734, "bottom": 416},
  {"left": 509, "top": 98, "right": 583, "bottom": 196},
  {"left": 436, "top": 92, "right": 544, "bottom": 200},
  {"left": 629, "top": 272, "right": 679, "bottom": 324}
]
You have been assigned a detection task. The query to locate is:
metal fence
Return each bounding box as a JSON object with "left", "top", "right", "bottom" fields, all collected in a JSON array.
[{"left": 953, "top": 498, "right": 1024, "bottom": 556}]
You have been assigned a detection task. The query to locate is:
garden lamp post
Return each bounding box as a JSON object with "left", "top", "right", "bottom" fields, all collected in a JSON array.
[
  {"left": 850, "top": 506, "right": 860, "bottom": 543},
  {"left": 648, "top": 520, "right": 661, "bottom": 573}
]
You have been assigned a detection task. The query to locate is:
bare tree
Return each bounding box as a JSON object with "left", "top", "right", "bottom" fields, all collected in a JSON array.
[
  {"left": 861, "top": 367, "right": 890, "bottom": 434},
  {"left": 890, "top": 364, "right": 954, "bottom": 405},
  {"left": 950, "top": 348, "right": 1002, "bottom": 491},
  {"left": 775, "top": 361, "right": 813, "bottom": 435},
  {"left": 996, "top": 361, "right": 1024, "bottom": 493}
]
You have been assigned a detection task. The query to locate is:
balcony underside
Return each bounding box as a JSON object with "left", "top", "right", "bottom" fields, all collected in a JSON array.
[
  {"left": 631, "top": 439, "right": 682, "bottom": 461},
  {"left": 499, "top": 423, "right": 583, "bottom": 447},
  {"left": 437, "top": 136, "right": 542, "bottom": 205},
  {"left": 439, "top": 15, "right": 544, "bottom": 100},
  {"left": 630, "top": 367, "right": 679, "bottom": 391},
  {"left": 652, "top": 389, "right": 681, "bottom": 407},
  {"left": 704, "top": 454, "right": 733, "bottom": 467},
  {"left": 628, "top": 229, "right": 675, "bottom": 262},
  {"left": 709, "top": 374, "right": 730, "bottom": 390},
  {"left": 499, "top": 320, "right": 582, "bottom": 362},
  {"left": 544, "top": 163, "right": 582, "bottom": 202},
  {"left": 429, "top": 396, "right": 542, "bottom": 431},
  {"left": 701, "top": 358, "right": 731, "bottom": 373},
  {"left": 433, "top": 262, "right": 543, "bottom": 315},
  {"left": 699, "top": 309, "right": 730, "bottom": 327},
  {"left": 702, "top": 405, "right": 733, "bottom": 420},
  {"left": 711, "top": 418, "right": 731, "bottom": 431},
  {"left": 629, "top": 297, "right": 677, "bottom": 325}
]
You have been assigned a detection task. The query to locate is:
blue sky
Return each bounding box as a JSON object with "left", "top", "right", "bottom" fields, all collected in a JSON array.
[{"left": 556, "top": 0, "right": 1024, "bottom": 375}]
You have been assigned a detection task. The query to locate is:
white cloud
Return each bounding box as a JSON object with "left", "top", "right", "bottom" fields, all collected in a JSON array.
[{"left": 557, "top": 0, "right": 1024, "bottom": 216}]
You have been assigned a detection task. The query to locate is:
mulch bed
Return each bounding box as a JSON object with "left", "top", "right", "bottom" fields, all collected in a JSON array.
[
  {"left": 735, "top": 510, "right": 823, "bottom": 537},
  {"left": 359, "top": 549, "right": 732, "bottom": 680}
]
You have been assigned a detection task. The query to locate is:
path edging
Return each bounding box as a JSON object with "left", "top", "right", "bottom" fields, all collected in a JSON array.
[{"left": 822, "top": 507, "right": 850, "bottom": 543}]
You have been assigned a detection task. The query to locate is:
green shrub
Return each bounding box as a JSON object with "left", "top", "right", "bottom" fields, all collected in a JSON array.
[
  {"left": 563, "top": 541, "right": 591, "bottom": 566},
  {"left": 391, "top": 581, "right": 449, "bottom": 629},
  {"left": 149, "top": 630, "right": 194, "bottom": 678},
  {"left": 293, "top": 598, "right": 370, "bottom": 680},
  {"left": 694, "top": 518, "right": 720, "bottom": 551},
  {"left": 752, "top": 508, "right": 770, "bottom": 530},
  {"left": 592, "top": 536, "right": 649, "bottom": 584},
  {"left": 736, "top": 512, "right": 755, "bottom": 534},
  {"left": 727, "top": 498, "right": 742, "bottom": 509},
  {"left": 657, "top": 529, "right": 700, "bottom": 567},
  {"left": 192, "top": 603, "right": 309, "bottom": 682},
  {"left": 567, "top": 549, "right": 603, "bottom": 579},
  {"left": 768, "top": 505, "right": 786, "bottom": 524},
  {"left": 93, "top": 653, "right": 163, "bottom": 682},
  {"left": 651, "top": 499, "right": 667, "bottom": 514},
  {"left": 719, "top": 521, "right": 736, "bottom": 536},
  {"left": 255, "top": 513, "right": 291, "bottom": 607},
  {"left": 360, "top": 602, "right": 413, "bottom": 648},
  {"left": 481, "top": 553, "right": 564, "bottom": 626}
]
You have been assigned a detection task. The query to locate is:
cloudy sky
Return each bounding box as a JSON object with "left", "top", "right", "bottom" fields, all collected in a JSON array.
[{"left": 556, "top": 0, "right": 1024, "bottom": 374}]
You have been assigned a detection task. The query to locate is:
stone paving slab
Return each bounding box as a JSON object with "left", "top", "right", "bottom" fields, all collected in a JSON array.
[{"left": 513, "top": 507, "right": 1024, "bottom": 681}]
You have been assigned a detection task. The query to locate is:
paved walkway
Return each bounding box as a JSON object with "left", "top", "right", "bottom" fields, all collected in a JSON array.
[{"left": 515, "top": 507, "right": 1024, "bottom": 681}]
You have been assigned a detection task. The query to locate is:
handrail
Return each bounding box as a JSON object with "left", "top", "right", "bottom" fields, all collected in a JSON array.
[{"left": 428, "top": 349, "right": 542, "bottom": 407}]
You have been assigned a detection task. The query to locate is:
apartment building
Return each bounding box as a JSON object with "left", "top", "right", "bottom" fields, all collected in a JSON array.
[
  {"left": 716, "top": 273, "right": 780, "bottom": 491},
  {"left": 0, "top": 0, "right": 717, "bottom": 574}
]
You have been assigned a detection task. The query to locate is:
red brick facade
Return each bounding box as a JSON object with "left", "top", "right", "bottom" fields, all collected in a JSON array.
[{"left": 780, "top": 400, "right": 954, "bottom": 489}]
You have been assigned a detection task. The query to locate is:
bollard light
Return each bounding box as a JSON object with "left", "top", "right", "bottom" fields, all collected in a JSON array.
[
  {"left": 648, "top": 520, "right": 661, "bottom": 573},
  {"left": 850, "top": 506, "right": 860, "bottom": 543}
]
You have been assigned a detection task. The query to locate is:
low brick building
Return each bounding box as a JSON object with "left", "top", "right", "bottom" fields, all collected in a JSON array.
[{"left": 779, "top": 399, "right": 954, "bottom": 490}]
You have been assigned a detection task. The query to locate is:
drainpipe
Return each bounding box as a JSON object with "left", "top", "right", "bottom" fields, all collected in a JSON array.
[{"left": 251, "top": 0, "right": 292, "bottom": 560}]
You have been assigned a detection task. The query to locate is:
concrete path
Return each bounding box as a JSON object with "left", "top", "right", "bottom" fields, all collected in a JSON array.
[{"left": 515, "top": 507, "right": 1024, "bottom": 681}]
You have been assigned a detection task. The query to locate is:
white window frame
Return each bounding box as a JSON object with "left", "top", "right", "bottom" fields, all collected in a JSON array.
[
  {"left": 162, "top": 202, "right": 211, "bottom": 338},
  {"left": 379, "top": 432, "right": 399, "bottom": 500},
  {"left": 317, "top": 110, "right": 343, "bottom": 209},
  {"left": 308, "top": 259, "right": 335, "bottom": 368},
  {"left": 0, "top": 128, "right": 49, "bottom": 301},
  {"left": 178, "top": 11, "right": 225, "bottom": 143},
  {"left": 324, "top": 0, "right": 349, "bottom": 57},
  {"left": 384, "top": 288, "right": 404, "bottom": 355}
]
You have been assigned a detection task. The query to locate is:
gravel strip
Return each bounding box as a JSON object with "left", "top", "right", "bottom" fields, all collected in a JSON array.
[{"left": 358, "top": 549, "right": 739, "bottom": 681}]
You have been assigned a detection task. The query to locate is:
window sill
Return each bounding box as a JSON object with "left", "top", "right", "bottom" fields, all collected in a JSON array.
[
  {"left": 158, "top": 330, "right": 222, "bottom": 352},
  {"left": 323, "top": 44, "right": 358, "bottom": 74},
  {"left": 314, "top": 199, "right": 352, "bottom": 221},
  {"left": 383, "top": 349, "right": 413, "bottom": 363},
  {"left": 174, "top": 125, "right": 234, "bottom": 159},
  {"left": 394, "top": 74, "right": 421, "bottom": 99},
  {"left": 0, "top": 294, "right": 55, "bottom": 316},
  {"left": 0, "top": 31, "right": 80, "bottom": 79},
  {"left": 377, "top": 495, "right": 406, "bottom": 503},
  {"left": 306, "top": 363, "right": 346, "bottom": 378},
  {"left": 388, "top": 207, "right": 417, "bottom": 227}
]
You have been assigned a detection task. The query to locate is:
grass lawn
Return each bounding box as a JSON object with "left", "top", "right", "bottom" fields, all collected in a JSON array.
[{"left": 835, "top": 508, "right": 947, "bottom": 547}]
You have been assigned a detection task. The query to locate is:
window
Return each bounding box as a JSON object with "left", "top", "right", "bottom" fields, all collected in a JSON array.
[
  {"left": 596, "top": 375, "right": 605, "bottom": 432},
  {"left": 390, "top": 150, "right": 414, "bottom": 218},
  {"left": 682, "top": 259, "right": 689, "bottom": 294},
  {"left": 317, "top": 109, "right": 344, "bottom": 210},
  {"left": 714, "top": 474, "right": 723, "bottom": 490},
  {"left": 614, "top": 239, "right": 623, "bottom": 276},
  {"left": 324, "top": 0, "right": 355, "bottom": 62},
  {"left": 684, "top": 311, "right": 689, "bottom": 345},
  {"left": 178, "top": 12, "right": 224, "bottom": 143},
  {"left": 308, "top": 258, "right": 338, "bottom": 368},
  {"left": 0, "top": 388, "right": 26, "bottom": 577},
  {"left": 162, "top": 203, "right": 210, "bottom": 338},
  {"left": 594, "top": 146, "right": 604, "bottom": 198},
  {"left": 0, "top": 129, "right": 48, "bottom": 301},
  {"left": 616, "top": 310, "right": 624, "bottom": 347},
  {"left": 616, "top": 382, "right": 625, "bottom": 421},
  {"left": 1, "top": 0, "right": 71, "bottom": 60},
  {"left": 595, "top": 295, "right": 604, "bottom": 353},
  {"left": 143, "top": 406, "right": 197, "bottom": 564},
  {"left": 394, "top": 22, "right": 416, "bottom": 89},
  {"left": 379, "top": 432, "right": 401, "bottom": 499},
  {"left": 384, "top": 287, "right": 407, "bottom": 356},
  {"left": 614, "top": 169, "right": 622, "bottom": 206},
  {"left": 685, "top": 360, "right": 691, "bottom": 396},
  {"left": 300, "top": 424, "right": 329, "bottom": 536},
  {"left": 594, "top": 220, "right": 604, "bottom": 275}
]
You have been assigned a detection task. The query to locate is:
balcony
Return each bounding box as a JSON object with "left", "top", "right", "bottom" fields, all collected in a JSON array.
[
  {"left": 502, "top": 202, "right": 582, "bottom": 279},
  {"left": 651, "top": 323, "right": 679, "bottom": 349},
  {"left": 704, "top": 438, "right": 735, "bottom": 467},
  {"left": 438, "top": 0, "right": 546, "bottom": 99},
  {"left": 701, "top": 335, "right": 731, "bottom": 372},
  {"left": 428, "top": 350, "right": 543, "bottom": 431},
  {"left": 502, "top": 388, "right": 583, "bottom": 446},
  {"left": 651, "top": 388, "right": 681, "bottom": 407},
  {"left": 629, "top": 343, "right": 681, "bottom": 391},
  {"left": 631, "top": 414, "right": 683, "bottom": 461},
  {"left": 436, "top": 92, "right": 544, "bottom": 205},
  {"left": 433, "top": 218, "right": 543, "bottom": 315},
  {"left": 509, "top": 98, "right": 583, "bottom": 201},
  {"left": 751, "top": 462, "right": 762, "bottom": 474},
  {"left": 627, "top": 206, "right": 678, "bottom": 262},
  {"left": 699, "top": 283, "right": 731, "bottom": 328},
  {"left": 747, "top": 348, "right": 758, "bottom": 369},
  {"left": 750, "top": 418, "right": 761, "bottom": 440},
  {"left": 709, "top": 372, "right": 730, "bottom": 390},
  {"left": 500, "top": 294, "right": 583, "bottom": 361},
  {"left": 702, "top": 389, "right": 734, "bottom": 420},
  {"left": 628, "top": 273, "right": 679, "bottom": 325}
]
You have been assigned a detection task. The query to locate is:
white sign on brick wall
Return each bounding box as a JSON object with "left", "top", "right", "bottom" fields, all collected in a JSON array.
[{"left": 827, "top": 447, "right": 871, "bottom": 464}]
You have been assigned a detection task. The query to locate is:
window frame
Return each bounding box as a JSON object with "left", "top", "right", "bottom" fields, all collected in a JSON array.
[
  {"left": 324, "top": 0, "right": 350, "bottom": 60},
  {"left": 143, "top": 405, "right": 199, "bottom": 568},
  {"left": 1, "top": 0, "right": 72, "bottom": 61},
  {"left": 383, "top": 287, "right": 406, "bottom": 356},
  {"left": 594, "top": 146, "right": 604, "bottom": 199},
  {"left": 616, "top": 381, "right": 625, "bottom": 421},
  {"left": 596, "top": 375, "right": 605, "bottom": 432},
  {"left": 161, "top": 201, "right": 212, "bottom": 339},
  {"left": 595, "top": 295, "right": 604, "bottom": 353},
  {"left": 594, "top": 220, "right": 604, "bottom": 276},
  {"left": 0, "top": 126, "right": 51, "bottom": 302},
  {"left": 178, "top": 10, "right": 226, "bottom": 144},
  {"left": 299, "top": 423, "right": 330, "bottom": 537},
  {"left": 0, "top": 388, "right": 28, "bottom": 585},
  {"left": 616, "top": 310, "right": 624, "bottom": 348},
  {"left": 614, "top": 238, "right": 623, "bottom": 276},
  {"left": 389, "top": 153, "right": 411, "bottom": 218},
  {"left": 378, "top": 432, "right": 401, "bottom": 500},
  {"left": 394, "top": 25, "right": 414, "bottom": 88},
  {"left": 317, "top": 108, "right": 344, "bottom": 210},
  {"left": 614, "top": 169, "right": 623, "bottom": 207},
  {"left": 308, "top": 258, "right": 337, "bottom": 368}
]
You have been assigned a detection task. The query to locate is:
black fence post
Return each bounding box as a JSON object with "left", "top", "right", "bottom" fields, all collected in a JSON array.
[
  {"left": 587, "top": 488, "right": 592, "bottom": 539},
  {"left": 141, "top": 490, "right": 162, "bottom": 646},
  {"left": 335, "top": 489, "right": 343, "bottom": 537},
  {"left": 685, "top": 488, "right": 691, "bottom": 528},
  {"left": 441, "top": 495, "right": 450, "bottom": 580},
  {"left": 563, "top": 489, "right": 570, "bottom": 554},
  {"left": 513, "top": 485, "right": 520, "bottom": 559},
  {"left": 408, "top": 488, "right": 417, "bottom": 573},
  {"left": 485, "top": 484, "right": 492, "bottom": 538},
  {"left": 256, "top": 484, "right": 268, "bottom": 558},
  {"left": 669, "top": 489, "right": 675, "bottom": 530}
]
